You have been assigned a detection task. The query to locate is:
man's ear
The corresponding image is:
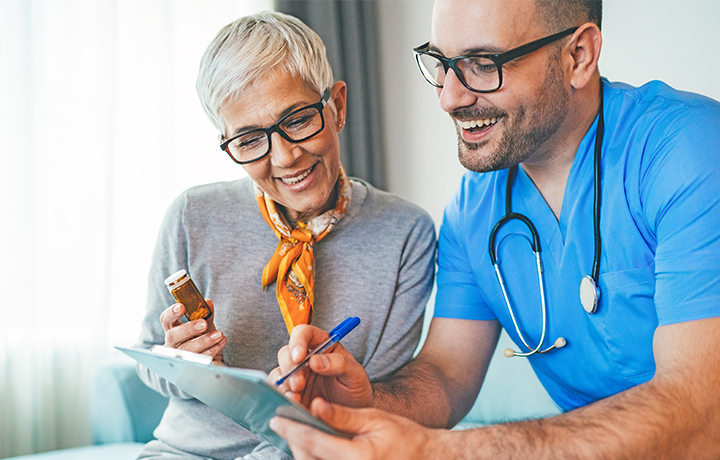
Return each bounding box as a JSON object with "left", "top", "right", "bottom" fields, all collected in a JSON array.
[{"left": 566, "top": 23, "right": 602, "bottom": 90}]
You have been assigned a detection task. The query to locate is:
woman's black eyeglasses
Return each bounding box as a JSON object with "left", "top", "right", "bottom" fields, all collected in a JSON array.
[{"left": 220, "top": 88, "right": 331, "bottom": 165}]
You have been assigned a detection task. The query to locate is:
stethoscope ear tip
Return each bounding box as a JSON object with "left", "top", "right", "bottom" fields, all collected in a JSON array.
[{"left": 505, "top": 337, "right": 566, "bottom": 358}]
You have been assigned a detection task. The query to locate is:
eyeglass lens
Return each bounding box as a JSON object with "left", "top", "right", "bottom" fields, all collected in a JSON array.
[
  {"left": 226, "top": 105, "right": 324, "bottom": 163},
  {"left": 417, "top": 54, "right": 500, "bottom": 92}
]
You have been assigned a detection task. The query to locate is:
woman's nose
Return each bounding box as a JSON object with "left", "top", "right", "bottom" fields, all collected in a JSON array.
[
  {"left": 438, "top": 68, "right": 478, "bottom": 115},
  {"left": 269, "top": 132, "right": 301, "bottom": 168}
]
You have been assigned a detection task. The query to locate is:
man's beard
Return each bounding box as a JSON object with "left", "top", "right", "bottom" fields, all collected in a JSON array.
[{"left": 456, "top": 57, "right": 570, "bottom": 174}]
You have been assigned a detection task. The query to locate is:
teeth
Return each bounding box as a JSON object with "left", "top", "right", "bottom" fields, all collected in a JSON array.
[
  {"left": 281, "top": 167, "right": 312, "bottom": 185},
  {"left": 459, "top": 117, "right": 498, "bottom": 129}
]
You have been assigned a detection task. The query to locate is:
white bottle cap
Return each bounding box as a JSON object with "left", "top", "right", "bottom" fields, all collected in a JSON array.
[{"left": 164, "top": 269, "right": 190, "bottom": 290}]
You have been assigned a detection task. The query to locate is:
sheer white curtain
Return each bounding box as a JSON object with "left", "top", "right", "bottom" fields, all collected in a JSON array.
[{"left": 0, "top": 0, "right": 272, "bottom": 456}]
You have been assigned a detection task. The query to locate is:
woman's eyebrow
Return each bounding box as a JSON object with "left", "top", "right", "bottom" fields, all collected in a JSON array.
[{"left": 230, "top": 101, "right": 310, "bottom": 135}]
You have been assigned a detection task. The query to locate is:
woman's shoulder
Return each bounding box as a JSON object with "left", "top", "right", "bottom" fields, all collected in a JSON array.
[
  {"left": 349, "top": 178, "right": 435, "bottom": 230},
  {"left": 164, "top": 176, "right": 257, "bottom": 223},
  {"left": 177, "top": 176, "right": 253, "bottom": 207},
  {"left": 183, "top": 176, "right": 254, "bottom": 201}
]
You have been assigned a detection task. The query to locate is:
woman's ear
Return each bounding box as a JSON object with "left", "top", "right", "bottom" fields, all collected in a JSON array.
[
  {"left": 329, "top": 80, "right": 348, "bottom": 132},
  {"left": 566, "top": 23, "right": 602, "bottom": 90}
]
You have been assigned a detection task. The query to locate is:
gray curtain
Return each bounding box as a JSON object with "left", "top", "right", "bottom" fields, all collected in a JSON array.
[{"left": 276, "top": 0, "right": 386, "bottom": 190}]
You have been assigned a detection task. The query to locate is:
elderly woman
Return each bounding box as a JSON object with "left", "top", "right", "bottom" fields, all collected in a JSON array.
[{"left": 135, "top": 11, "right": 435, "bottom": 460}]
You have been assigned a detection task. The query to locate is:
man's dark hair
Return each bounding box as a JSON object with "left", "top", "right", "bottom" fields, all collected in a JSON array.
[{"left": 535, "top": 0, "right": 603, "bottom": 32}]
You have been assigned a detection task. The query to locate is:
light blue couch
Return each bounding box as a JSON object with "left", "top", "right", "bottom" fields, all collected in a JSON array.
[
  {"left": 7, "top": 332, "right": 559, "bottom": 459},
  {"left": 5, "top": 357, "right": 168, "bottom": 460}
]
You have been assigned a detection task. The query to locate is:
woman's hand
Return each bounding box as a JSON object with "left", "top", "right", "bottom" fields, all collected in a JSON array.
[
  {"left": 271, "top": 324, "right": 374, "bottom": 409},
  {"left": 160, "top": 298, "right": 226, "bottom": 363}
]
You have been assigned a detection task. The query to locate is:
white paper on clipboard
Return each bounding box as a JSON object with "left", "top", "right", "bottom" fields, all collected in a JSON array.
[{"left": 116, "top": 345, "right": 344, "bottom": 455}]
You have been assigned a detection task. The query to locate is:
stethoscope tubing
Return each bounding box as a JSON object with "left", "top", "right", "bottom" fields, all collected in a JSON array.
[
  {"left": 591, "top": 89, "right": 605, "bottom": 283},
  {"left": 488, "top": 84, "right": 605, "bottom": 357},
  {"left": 492, "top": 249, "right": 548, "bottom": 356}
]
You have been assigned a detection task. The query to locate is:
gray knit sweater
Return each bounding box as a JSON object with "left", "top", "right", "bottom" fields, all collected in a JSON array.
[{"left": 136, "top": 177, "right": 436, "bottom": 459}]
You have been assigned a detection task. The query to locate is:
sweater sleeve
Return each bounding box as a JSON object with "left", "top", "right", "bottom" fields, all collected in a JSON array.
[{"left": 135, "top": 191, "right": 195, "bottom": 399}]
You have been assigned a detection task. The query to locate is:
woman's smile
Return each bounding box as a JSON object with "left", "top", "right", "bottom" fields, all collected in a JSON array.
[{"left": 277, "top": 163, "right": 316, "bottom": 186}]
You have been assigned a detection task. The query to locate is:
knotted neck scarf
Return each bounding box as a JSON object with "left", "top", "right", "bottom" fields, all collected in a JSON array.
[{"left": 255, "top": 166, "right": 352, "bottom": 334}]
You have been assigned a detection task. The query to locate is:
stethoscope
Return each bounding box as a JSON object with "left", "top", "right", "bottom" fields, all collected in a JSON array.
[{"left": 488, "top": 86, "right": 604, "bottom": 358}]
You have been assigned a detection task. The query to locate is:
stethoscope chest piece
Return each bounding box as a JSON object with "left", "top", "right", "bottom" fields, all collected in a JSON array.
[{"left": 580, "top": 275, "right": 600, "bottom": 314}]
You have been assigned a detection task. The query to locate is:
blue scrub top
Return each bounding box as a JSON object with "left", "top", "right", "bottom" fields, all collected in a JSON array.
[{"left": 435, "top": 78, "right": 720, "bottom": 411}]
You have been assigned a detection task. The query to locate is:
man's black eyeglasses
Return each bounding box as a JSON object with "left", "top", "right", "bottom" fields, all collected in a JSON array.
[{"left": 413, "top": 27, "right": 578, "bottom": 93}]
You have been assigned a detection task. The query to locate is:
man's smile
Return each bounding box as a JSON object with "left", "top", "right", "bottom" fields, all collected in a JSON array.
[{"left": 458, "top": 117, "right": 499, "bottom": 131}]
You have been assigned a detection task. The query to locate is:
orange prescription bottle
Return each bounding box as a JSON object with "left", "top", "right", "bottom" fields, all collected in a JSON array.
[{"left": 164, "top": 269, "right": 212, "bottom": 322}]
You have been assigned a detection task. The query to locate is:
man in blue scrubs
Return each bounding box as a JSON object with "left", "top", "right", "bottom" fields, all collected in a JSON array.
[{"left": 270, "top": 0, "right": 720, "bottom": 457}]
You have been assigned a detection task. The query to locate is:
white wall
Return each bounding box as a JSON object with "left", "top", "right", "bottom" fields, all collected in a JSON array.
[{"left": 378, "top": 0, "right": 461, "bottom": 226}]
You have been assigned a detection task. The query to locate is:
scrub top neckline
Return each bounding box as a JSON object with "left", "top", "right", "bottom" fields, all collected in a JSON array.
[{"left": 513, "top": 113, "right": 601, "bottom": 251}]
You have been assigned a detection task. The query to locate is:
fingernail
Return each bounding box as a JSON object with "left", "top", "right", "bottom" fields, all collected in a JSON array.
[
  {"left": 172, "top": 304, "right": 181, "bottom": 313},
  {"left": 194, "top": 321, "right": 207, "bottom": 331},
  {"left": 210, "top": 331, "right": 222, "bottom": 340},
  {"left": 291, "top": 346, "right": 303, "bottom": 362},
  {"left": 316, "top": 355, "right": 329, "bottom": 370},
  {"left": 269, "top": 417, "right": 278, "bottom": 431}
]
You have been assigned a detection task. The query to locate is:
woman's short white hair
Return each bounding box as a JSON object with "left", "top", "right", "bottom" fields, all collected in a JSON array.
[{"left": 197, "top": 11, "right": 334, "bottom": 133}]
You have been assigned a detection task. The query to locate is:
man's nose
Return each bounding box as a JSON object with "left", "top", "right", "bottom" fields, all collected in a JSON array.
[{"left": 438, "top": 68, "right": 478, "bottom": 114}]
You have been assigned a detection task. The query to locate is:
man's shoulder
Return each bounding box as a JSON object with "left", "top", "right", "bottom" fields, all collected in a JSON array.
[
  {"left": 603, "top": 79, "right": 720, "bottom": 165},
  {"left": 447, "top": 170, "right": 499, "bottom": 211},
  {"left": 437, "top": 170, "right": 501, "bottom": 241},
  {"left": 606, "top": 79, "right": 720, "bottom": 119}
]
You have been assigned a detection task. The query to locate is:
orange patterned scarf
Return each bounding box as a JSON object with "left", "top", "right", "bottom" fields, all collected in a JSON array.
[{"left": 255, "top": 166, "right": 352, "bottom": 334}]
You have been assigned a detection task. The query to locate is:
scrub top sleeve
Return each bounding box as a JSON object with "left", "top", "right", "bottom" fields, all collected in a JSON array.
[
  {"left": 435, "top": 179, "right": 496, "bottom": 321},
  {"left": 639, "top": 100, "right": 720, "bottom": 325}
]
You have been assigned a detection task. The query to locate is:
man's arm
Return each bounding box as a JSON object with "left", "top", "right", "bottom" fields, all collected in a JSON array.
[
  {"left": 272, "top": 316, "right": 720, "bottom": 459},
  {"left": 372, "top": 317, "right": 501, "bottom": 428},
  {"left": 433, "top": 315, "right": 720, "bottom": 459},
  {"left": 273, "top": 316, "right": 500, "bottom": 423}
]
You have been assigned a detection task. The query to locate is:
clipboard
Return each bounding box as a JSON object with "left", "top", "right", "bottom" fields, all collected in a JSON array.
[{"left": 116, "top": 345, "right": 344, "bottom": 455}]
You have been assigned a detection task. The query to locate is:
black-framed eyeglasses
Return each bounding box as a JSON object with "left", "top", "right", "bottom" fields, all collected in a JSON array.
[
  {"left": 220, "top": 88, "right": 331, "bottom": 165},
  {"left": 413, "top": 27, "right": 578, "bottom": 93}
]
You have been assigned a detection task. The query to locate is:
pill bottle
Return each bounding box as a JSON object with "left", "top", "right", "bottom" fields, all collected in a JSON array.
[{"left": 164, "top": 269, "right": 212, "bottom": 322}]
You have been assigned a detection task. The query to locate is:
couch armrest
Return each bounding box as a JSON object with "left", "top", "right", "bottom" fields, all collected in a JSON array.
[{"left": 90, "top": 356, "right": 168, "bottom": 444}]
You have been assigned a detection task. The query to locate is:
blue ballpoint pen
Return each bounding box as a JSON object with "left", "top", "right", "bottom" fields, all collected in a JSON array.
[{"left": 275, "top": 316, "right": 361, "bottom": 386}]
